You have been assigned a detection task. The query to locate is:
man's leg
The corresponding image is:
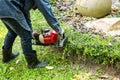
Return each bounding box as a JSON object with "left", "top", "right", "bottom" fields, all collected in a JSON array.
[
  {"left": 2, "top": 18, "right": 47, "bottom": 68},
  {"left": 1, "top": 21, "right": 19, "bottom": 62},
  {"left": 2, "top": 22, "right": 17, "bottom": 50},
  {"left": 1, "top": 18, "right": 33, "bottom": 55}
]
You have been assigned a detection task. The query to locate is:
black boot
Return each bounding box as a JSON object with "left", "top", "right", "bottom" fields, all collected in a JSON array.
[
  {"left": 25, "top": 51, "right": 48, "bottom": 68},
  {"left": 2, "top": 46, "right": 19, "bottom": 63}
]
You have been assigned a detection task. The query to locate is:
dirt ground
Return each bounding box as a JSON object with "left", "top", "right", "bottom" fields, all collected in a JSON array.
[{"left": 84, "top": 61, "right": 120, "bottom": 79}]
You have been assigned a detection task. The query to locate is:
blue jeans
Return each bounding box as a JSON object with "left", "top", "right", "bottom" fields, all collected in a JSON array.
[{"left": 1, "top": 18, "right": 33, "bottom": 56}]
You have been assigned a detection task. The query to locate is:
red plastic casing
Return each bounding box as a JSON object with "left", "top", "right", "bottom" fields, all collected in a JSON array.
[{"left": 43, "top": 30, "right": 58, "bottom": 44}]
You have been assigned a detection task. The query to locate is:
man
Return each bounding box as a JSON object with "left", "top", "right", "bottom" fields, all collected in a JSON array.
[{"left": 0, "top": 0, "right": 64, "bottom": 68}]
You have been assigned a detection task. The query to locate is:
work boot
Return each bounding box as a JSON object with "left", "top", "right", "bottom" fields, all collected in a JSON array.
[
  {"left": 25, "top": 50, "right": 48, "bottom": 68},
  {"left": 2, "top": 46, "right": 19, "bottom": 63}
]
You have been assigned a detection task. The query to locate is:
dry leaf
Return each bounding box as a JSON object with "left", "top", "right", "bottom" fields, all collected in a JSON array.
[
  {"left": 99, "top": 75, "right": 109, "bottom": 79},
  {"left": 16, "top": 59, "right": 20, "bottom": 64},
  {"left": 45, "top": 66, "right": 54, "bottom": 70},
  {"left": 58, "top": 68, "right": 65, "bottom": 71},
  {"left": 9, "top": 67, "right": 14, "bottom": 70}
]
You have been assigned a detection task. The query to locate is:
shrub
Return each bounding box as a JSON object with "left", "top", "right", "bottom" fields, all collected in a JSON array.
[{"left": 63, "top": 30, "right": 120, "bottom": 67}]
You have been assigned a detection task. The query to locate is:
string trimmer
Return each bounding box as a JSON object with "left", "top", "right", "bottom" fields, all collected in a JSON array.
[{"left": 32, "top": 29, "right": 68, "bottom": 48}]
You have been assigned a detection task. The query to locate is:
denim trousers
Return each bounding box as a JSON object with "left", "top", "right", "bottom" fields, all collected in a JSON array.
[{"left": 1, "top": 18, "right": 33, "bottom": 56}]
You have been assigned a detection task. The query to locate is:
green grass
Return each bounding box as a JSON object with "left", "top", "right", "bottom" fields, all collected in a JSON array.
[
  {"left": 0, "top": 9, "right": 120, "bottom": 80},
  {"left": 0, "top": 10, "right": 76, "bottom": 80}
]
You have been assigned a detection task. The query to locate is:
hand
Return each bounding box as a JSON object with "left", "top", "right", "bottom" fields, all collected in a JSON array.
[
  {"left": 59, "top": 28, "right": 64, "bottom": 35},
  {"left": 32, "top": 31, "right": 40, "bottom": 39},
  {"left": 33, "top": 5, "right": 38, "bottom": 10}
]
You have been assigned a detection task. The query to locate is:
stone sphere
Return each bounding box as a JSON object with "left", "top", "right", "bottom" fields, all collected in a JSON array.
[{"left": 75, "top": 0, "right": 112, "bottom": 18}]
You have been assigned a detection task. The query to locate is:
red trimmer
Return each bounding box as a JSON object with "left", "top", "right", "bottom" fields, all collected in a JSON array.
[{"left": 32, "top": 29, "right": 68, "bottom": 48}]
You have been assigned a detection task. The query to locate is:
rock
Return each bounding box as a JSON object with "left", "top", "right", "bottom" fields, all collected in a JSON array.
[
  {"left": 85, "top": 18, "right": 120, "bottom": 36},
  {"left": 112, "top": 0, "right": 120, "bottom": 8},
  {"left": 75, "top": 0, "right": 112, "bottom": 18},
  {"left": 112, "top": 77, "right": 120, "bottom": 80},
  {"left": 108, "top": 30, "right": 120, "bottom": 36}
]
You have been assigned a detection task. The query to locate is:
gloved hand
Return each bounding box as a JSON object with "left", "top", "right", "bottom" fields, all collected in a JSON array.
[
  {"left": 33, "top": 5, "right": 38, "bottom": 10},
  {"left": 56, "top": 28, "right": 68, "bottom": 48},
  {"left": 58, "top": 28, "right": 64, "bottom": 44},
  {"left": 32, "top": 31, "right": 40, "bottom": 45},
  {"left": 32, "top": 31, "right": 39, "bottom": 39},
  {"left": 59, "top": 28, "right": 64, "bottom": 36}
]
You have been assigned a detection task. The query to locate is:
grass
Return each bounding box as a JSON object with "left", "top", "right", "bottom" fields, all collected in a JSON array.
[
  {"left": 0, "top": 10, "right": 120, "bottom": 80},
  {"left": 0, "top": 10, "right": 76, "bottom": 80}
]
